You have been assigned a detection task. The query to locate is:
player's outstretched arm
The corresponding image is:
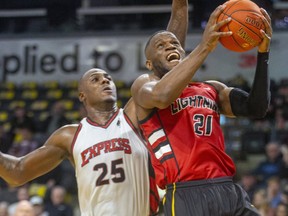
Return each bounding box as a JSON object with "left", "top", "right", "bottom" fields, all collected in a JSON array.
[
  {"left": 167, "top": 0, "right": 189, "bottom": 48},
  {"left": 0, "top": 125, "right": 76, "bottom": 187}
]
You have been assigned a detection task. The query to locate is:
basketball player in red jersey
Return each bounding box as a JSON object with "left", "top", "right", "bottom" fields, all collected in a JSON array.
[
  {"left": 131, "top": 4, "right": 272, "bottom": 216},
  {"left": 0, "top": 1, "right": 189, "bottom": 215}
]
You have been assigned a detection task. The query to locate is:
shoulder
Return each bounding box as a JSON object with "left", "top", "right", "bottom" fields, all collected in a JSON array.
[
  {"left": 53, "top": 124, "right": 79, "bottom": 136},
  {"left": 131, "top": 73, "right": 155, "bottom": 91},
  {"left": 45, "top": 124, "right": 79, "bottom": 150}
]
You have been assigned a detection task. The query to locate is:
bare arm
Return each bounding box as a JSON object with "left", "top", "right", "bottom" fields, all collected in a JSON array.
[
  {"left": 167, "top": 0, "right": 188, "bottom": 48},
  {"left": 205, "top": 80, "right": 235, "bottom": 117},
  {"left": 132, "top": 5, "right": 232, "bottom": 112},
  {"left": 0, "top": 125, "right": 77, "bottom": 187}
]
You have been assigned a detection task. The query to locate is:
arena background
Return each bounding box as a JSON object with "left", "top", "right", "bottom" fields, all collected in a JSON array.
[{"left": 0, "top": 0, "right": 288, "bottom": 215}]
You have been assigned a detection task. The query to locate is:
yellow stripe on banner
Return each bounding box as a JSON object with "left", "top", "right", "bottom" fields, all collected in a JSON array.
[{"left": 172, "top": 183, "right": 176, "bottom": 216}]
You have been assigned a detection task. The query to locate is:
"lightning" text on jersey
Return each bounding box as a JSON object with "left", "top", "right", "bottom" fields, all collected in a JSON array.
[{"left": 171, "top": 95, "right": 219, "bottom": 115}]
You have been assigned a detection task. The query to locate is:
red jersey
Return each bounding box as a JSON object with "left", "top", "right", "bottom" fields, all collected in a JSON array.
[{"left": 139, "top": 82, "right": 236, "bottom": 189}]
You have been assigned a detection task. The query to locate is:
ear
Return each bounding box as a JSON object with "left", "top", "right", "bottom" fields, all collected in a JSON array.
[
  {"left": 146, "top": 60, "right": 152, "bottom": 71},
  {"left": 79, "top": 92, "right": 85, "bottom": 103}
]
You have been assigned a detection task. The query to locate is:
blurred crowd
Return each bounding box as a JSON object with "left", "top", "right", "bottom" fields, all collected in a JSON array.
[
  {"left": 0, "top": 100, "right": 80, "bottom": 215},
  {"left": 0, "top": 0, "right": 287, "bottom": 34},
  {"left": 0, "top": 0, "right": 287, "bottom": 215},
  {"left": 0, "top": 185, "right": 74, "bottom": 216}
]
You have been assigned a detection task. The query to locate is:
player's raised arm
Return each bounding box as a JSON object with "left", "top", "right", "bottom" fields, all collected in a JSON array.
[
  {"left": 0, "top": 125, "right": 76, "bottom": 187},
  {"left": 132, "top": 5, "right": 232, "bottom": 112},
  {"left": 167, "top": 0, "right": 189, "bottom": 48},
  {"left": 210, "top": 8, "right": 272, "bottom": 119}
]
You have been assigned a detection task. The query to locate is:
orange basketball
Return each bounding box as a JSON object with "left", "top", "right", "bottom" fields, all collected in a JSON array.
[{"left": 217, "top": 0, "right": 265, "bottom": 52}]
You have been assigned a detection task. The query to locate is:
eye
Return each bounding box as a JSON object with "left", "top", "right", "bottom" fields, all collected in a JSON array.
[
  {"left": 157, "top": 43, "right": 164, "bottom": 49},
  {"left": 91, "top": 77, "right": 99, "bottom": 82},
  {"left": 172, "top": 41, "right": 180, "bottom": 46}
]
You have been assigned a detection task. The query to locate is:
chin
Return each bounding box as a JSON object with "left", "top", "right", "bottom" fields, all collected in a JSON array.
[{"left": 105, "top": 97, "right": 117, "bottom": 103}]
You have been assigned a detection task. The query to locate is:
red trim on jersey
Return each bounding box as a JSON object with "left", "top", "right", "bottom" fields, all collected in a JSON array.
[
  {"left": 86, "top": 108, "right": 120, "bottom": 128},
  {"left": 123, "top": 110, "right": 144, "bottom": 142},
  {"left": 71, "top": 123, "right": 83, "bottom": 154}
]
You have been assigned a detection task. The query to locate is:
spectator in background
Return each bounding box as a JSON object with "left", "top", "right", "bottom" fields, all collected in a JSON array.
[
  {"left": 266, "top": 177, "right": 283, "bottom": 213},
  {"left": 40, "top": 101, "right": 71, "bottom": 138},
  {"left": 0, "top": 125, "right": 11, "bottom": 189},
  {"left": 252, "top": 188, "right": 270, "bottom": 216},
  {"left": 0, "top": 201, "right": 9, "bottom": 216},
  {"left": 253, "top": 141, "right": 283, "bottom": 187},
  {"left": 44, "top": 186, "right": 73, "bottom": 216},
  {"left": 8, "top": 106, "right": 35, "bottom": 143},
  {"left": 8, "top": 127, "right": 39, "bottom": 157},
  {"left": 0, "top": 125, "right": 12, "bottom": 154},
  {"left": 237, "top": 171, "right": 259, "bottom": 201},
  {"left": 279, "top": 142, "right": 288, "bottom": 180},
  {"left": 8, "top": 186, "right": 30, "bottom": 216},
  {"left": 38, "top": 101, "right": 75, "bottom": 195},
  {"left": 275, "top": 202, "right": 288, "bottom": 216},
  {"left": 29, "top": 164, "right": 63, "bottom": 195},
  {"left": 13, "top": 200, "right": 35, "bottom": 216},
  {"left": 280, "top": 186, "right": 288, "bottom": 208},
  {"left": 30, "top": 196, "right": 48, "bottom": 216}
]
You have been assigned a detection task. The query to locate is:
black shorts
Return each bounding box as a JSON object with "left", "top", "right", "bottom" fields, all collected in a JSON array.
[{"left": 163, "top": 177, "right": 260, "bottom": 216}]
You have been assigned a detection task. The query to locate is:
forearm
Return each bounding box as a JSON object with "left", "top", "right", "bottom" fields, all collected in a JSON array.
[
  {"left": 0, "top": 145, "right": 64, "bottom": 187},
  {"left": 248, "top": 52, "right": 270, "bottom": 115},
  {"left": 167, "top": 0, "right": 188, "bottom": 47},
  {"left": 230, "top": 52, "right": 270, "bottom": 118}
]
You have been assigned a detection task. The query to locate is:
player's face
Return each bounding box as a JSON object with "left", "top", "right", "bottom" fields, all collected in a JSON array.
[
  {"left": 146, "top": 31, "right": 185, "bottom": 77},
  {"left": 79, "top": 68, "right": 117, "bottom": 106}
]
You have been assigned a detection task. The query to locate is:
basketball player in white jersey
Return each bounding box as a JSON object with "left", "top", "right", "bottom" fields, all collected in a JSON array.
[
  {"left": 0, "top": 1, "right": 189, "bottom": 215},
  {"left": 0, "top": 68, "right": 158, "bottom": 216}
]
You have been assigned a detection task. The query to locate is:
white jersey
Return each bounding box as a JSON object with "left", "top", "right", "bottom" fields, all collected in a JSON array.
[{"left": 72, "top": 108, "right": 150, "bottom": 216}]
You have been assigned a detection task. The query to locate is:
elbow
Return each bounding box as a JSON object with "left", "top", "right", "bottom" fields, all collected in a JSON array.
[
  {"left": 152, "top": 85, "right": 180, "bottom": 109},
  {"left": 5, "top": 161, "right": 29, "bottom": 187},
  {"left": 153, "top": 93, "right": 174, "bottom": 109}
]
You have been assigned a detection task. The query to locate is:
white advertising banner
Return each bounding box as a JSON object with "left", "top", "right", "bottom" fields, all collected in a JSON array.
[{"left": 0, "top": 32, "right": 286, "bottom": 84}]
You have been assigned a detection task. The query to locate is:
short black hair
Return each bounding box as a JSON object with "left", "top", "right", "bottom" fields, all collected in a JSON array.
[{"left": 144, "top": 30, "right": 169, "bottom": 57}]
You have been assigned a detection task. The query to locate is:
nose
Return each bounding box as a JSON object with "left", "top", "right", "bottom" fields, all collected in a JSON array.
[
  {"left": 166, "top": 43, "right": 176, "bottom": 51},
  {"left": 101, "top": 76, "right": 111, "bottom": 85}
]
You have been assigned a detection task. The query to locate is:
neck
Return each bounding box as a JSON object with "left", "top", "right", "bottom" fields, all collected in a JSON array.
[
  {"left": 93, "top": 106, "right": 117, "bottom": 114},
  {"left": 87, "top": 105, "right": 118, "bottom": 125}
]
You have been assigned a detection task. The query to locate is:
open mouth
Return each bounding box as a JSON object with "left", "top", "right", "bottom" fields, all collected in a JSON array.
[
  {"left": 167, "top": 52, "right": 180, "bottom": 62},
  {"left": 103, "top": 86, "right": 112, "bottom": 92}
]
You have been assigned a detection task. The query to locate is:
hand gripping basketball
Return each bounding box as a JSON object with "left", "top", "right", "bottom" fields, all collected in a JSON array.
[{"left": 217, "top": 0, "right": 265, "bottom": 52}]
